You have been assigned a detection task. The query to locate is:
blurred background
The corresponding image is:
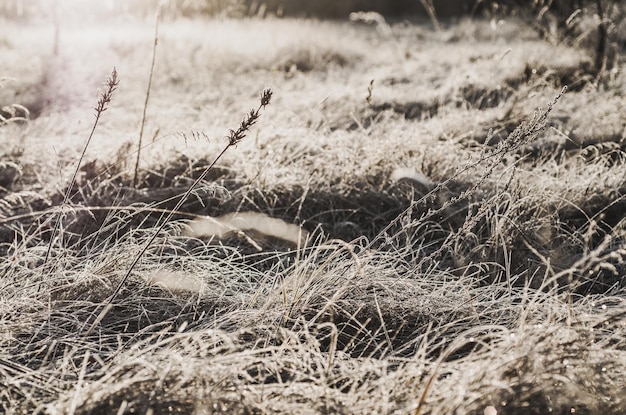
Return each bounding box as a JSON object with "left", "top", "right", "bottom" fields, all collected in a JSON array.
[
  {"left": 2, "top": 0, "right": 621, "bottom": 64},
  {"left": 1, "top": 0, "right": 473, "bottom": 20},
  {"left": 0, "top": 0, "right": 617, "bottom": 20}
]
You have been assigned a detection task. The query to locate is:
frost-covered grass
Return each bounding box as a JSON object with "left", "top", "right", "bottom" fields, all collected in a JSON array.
[{"left": 1, "top": 12, "right": 625, "bottom": 415}]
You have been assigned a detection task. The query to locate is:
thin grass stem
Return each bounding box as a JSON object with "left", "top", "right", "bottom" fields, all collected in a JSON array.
[
  {"left": 132, "top": 5, "right": 161, "bottom": 188},
  {"left": 84, "top": 88, "right": 273, "bottom": 338},
  {"left": 43, "top": 67, "right": 119, "bottom": 265}
]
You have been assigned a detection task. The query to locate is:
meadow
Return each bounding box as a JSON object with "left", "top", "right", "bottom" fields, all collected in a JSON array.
[{"left": 1, "top": 3, "right": 626, "bottom": 414}]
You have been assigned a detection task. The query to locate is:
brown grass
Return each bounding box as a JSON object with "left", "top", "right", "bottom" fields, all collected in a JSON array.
[{"left": 1, "top": 7, "right": 625, "bottom": 415}]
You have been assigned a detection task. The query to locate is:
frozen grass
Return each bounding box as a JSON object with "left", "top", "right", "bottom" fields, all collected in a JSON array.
[{"left": 1, "top": 12, "right": 626, "bottom": 415}]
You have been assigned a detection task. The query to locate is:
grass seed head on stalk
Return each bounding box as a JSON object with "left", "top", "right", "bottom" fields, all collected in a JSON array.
[
  {"left": 43, "top": 67, "right": 120, "bottom": 265},
  {"left": 227, "top": 88, "right": 272, "bottom": 146},
  {"left": 84, "top": 86, "right": 272, "bottom": 338},
  {"left": 260, "top": 88, "right": 272, "bottom": 107},
  {"left": 94, "top": 67, "right": 119, "bottom": 116}
]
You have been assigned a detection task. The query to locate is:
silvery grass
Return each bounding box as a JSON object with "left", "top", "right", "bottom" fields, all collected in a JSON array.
[
  {"left": 84, "top": 88, "right": 273, "bottom": 336},
  {"left": 44, "top": 68, "right": 119, "bottom": 265},
  {"left": 8, "top": 83, "right": 618, "bottom": 414},
  {"left": 1, "top": 15, "right": 626, "bottom": 414}
]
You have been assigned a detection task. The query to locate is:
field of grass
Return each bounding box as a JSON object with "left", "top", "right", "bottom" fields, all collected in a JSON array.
[{"left": 1, "top": 7, "right": 626, "bottom": 415}]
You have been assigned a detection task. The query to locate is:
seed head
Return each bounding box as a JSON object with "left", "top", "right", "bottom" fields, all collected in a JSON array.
[
  {"left": 226, "top": 89, "right": 273, "bottom": 146},
  {"left": 260, "top": 88, "right": 272, "bottom": 108},
  {"left": 94, "top": 67, "right": 119, "bottom": 115}
]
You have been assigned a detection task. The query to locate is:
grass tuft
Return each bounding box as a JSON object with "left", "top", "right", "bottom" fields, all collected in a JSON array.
[
  {"left": 43, "top": 67, "right": 119, "bottom": 265},
  {"left": 84, "top": 87, "right": 273, "bottom": 337}
]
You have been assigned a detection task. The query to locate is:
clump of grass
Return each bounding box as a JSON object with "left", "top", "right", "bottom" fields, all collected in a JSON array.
[
  {"left": 85, "top": 88, "right": 273, "bottom": 336},
  {"left": 480, "top": 0, "right": 624, "bottom": 85},
  {"left": 43, "top": 67, "right": 119, "bottom": 265},
  {"left": 2, "top": 14, "right": 626, "bottom": 415},
  {"left": 0, "top": 76, "right": 29, "bottom": 125},
  {"left": 372, "top": 88, "right": 567, "bottom": 270},
  {"left": 349, "top": 11, "right": 393, "bottom": 37}
]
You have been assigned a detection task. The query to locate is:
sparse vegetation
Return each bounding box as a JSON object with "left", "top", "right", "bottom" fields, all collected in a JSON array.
[
  {"left": 478, "top": 0, "right": 625, "bottom": 84},
  {"left": 1, "top": 2, "right": 626, "bottom": 415}
]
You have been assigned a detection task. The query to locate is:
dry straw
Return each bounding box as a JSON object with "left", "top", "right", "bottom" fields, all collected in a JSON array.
[
  {"left": 84, "top": 88, "right": 273, "bottom": 337},
  {"left": 43, "top": 67, "right": 119, "bottom": 265},
  {"left": 132, "top": 4, "right": 162, "bottom": 188}
]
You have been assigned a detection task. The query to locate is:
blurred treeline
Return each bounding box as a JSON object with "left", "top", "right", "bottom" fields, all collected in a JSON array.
[
  {"left": 0, "top": 0, "right": 619, "bottom": 20},
  {"left": 0, "top": 0, "right": 624, "bottom": 67}
]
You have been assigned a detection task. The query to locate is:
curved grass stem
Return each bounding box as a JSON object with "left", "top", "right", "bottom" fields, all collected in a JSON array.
[{"left": 84, "top": 88, "right": 273, "bottom": 338}]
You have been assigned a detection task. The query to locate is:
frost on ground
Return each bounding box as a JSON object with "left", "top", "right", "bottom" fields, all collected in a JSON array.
[{"left": 1, "top": 9, "right": 626, "bottom": 415}]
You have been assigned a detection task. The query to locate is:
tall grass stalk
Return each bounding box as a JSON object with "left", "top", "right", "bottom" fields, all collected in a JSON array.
[
  {"left": 84, "top": 88, "right": 273, "bottom": 337},
  {"left": 43, "top": 67, "right": 119, "bottom": 265},
  {"left": 419, "top": 0, "right": 442, "bottom": 33},
  {"left": 132, "top": 4, "right": 161, "bottom": 188}
]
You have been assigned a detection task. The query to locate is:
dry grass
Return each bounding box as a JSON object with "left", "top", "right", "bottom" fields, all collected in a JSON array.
[{"left": 1, "top": 8, "right": 626, "bottom": 415}]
